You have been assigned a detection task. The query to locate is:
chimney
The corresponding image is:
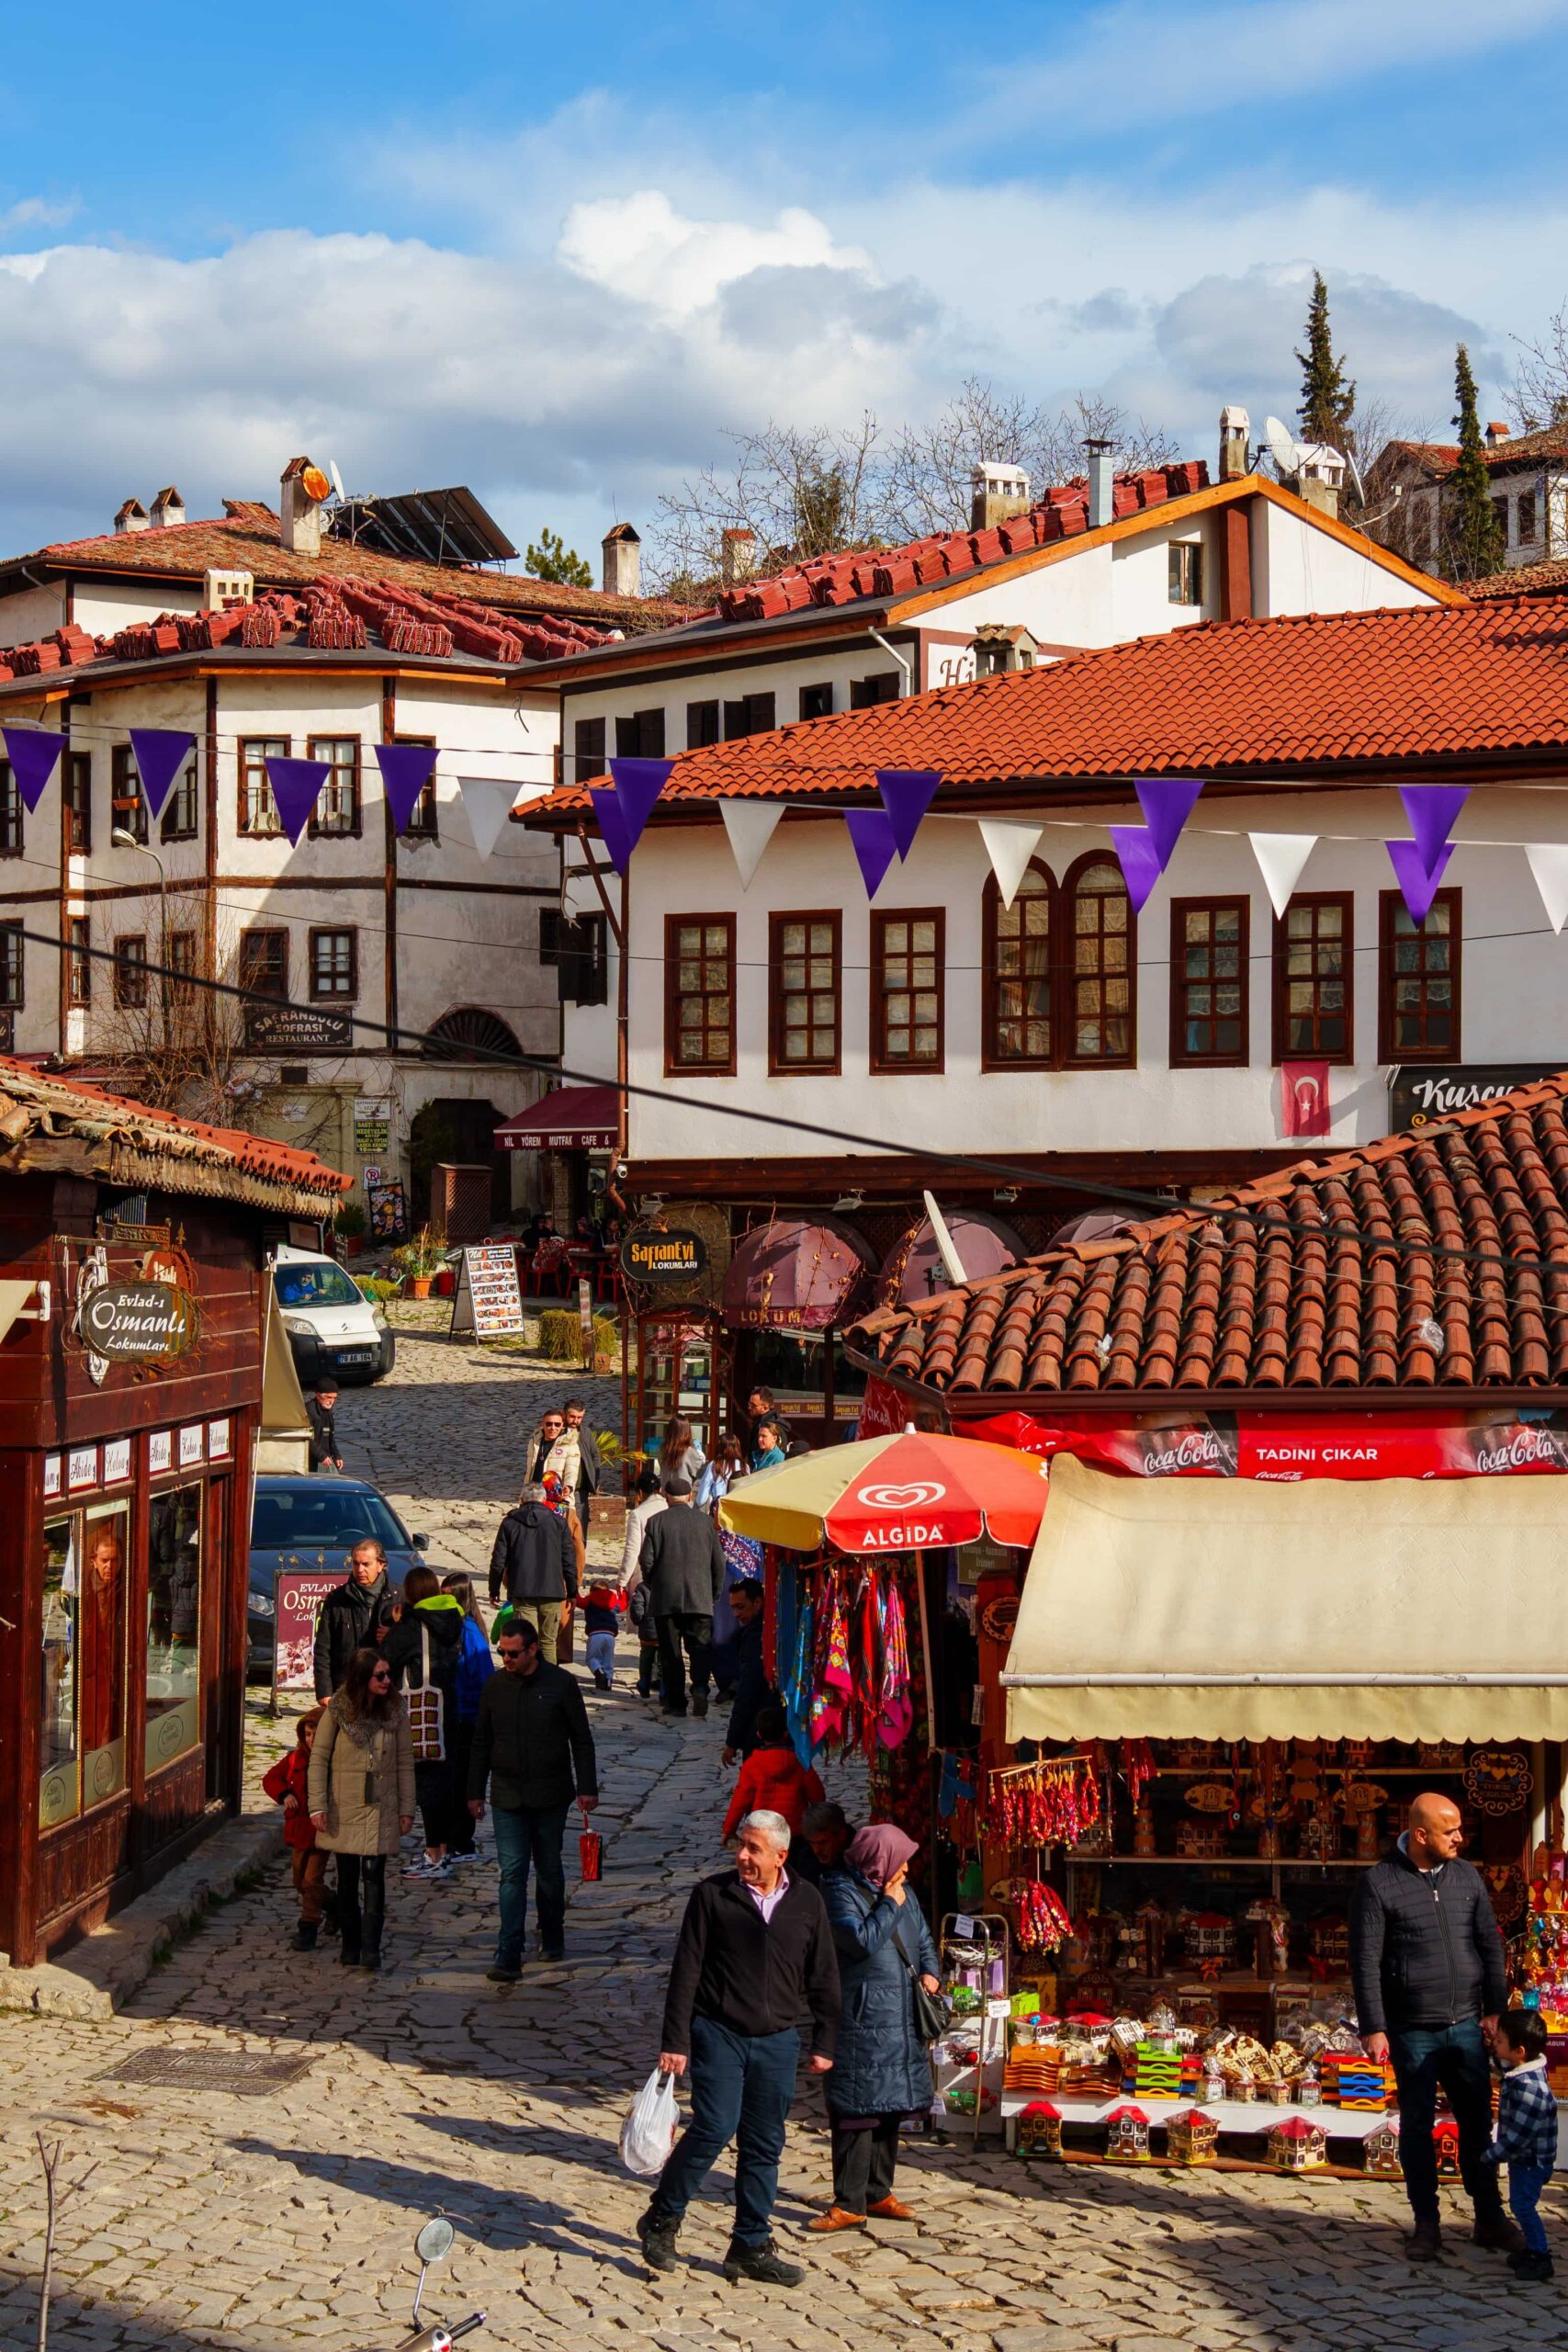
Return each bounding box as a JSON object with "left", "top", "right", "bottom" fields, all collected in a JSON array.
[
  {"left": 1299, "top": 448, "right": 1346, "bottom": 521},
  {"left": 115, "top": 498, "right": 150, "bottom": 536},
  {"left": 970, "top": 461, "right": 1032, "bottom": 532},
  {"left": 1218, "top": 404, "right": 1251, "bottom": 482},
  {"left": 1084, "top": 438, "right": 1114, "bottom": 530},
  {"left": 601, "top": 521, "right": 641, "bottom": 597},
  {"left": 204, "top": 567, "right": 254, "bottom": 611},
  {"left": 720, "top": 526, "right": 756, "bottom": 588},
  {"left": 1485, "top": 421, "right": 1511, "bottom": 447},
  {"left": 279, "top": 456, "right": 327, "bottom": 559},
  {"left": 150, "top": 485, "right": 186, "bottom": 530}
]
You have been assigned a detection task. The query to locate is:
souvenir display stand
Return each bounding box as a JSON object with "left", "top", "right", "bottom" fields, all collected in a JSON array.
[{"left": 931, "top": 1914, "right": 1010, "bottom": 2143}]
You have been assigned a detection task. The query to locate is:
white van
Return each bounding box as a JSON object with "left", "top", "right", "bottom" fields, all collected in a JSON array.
[{"left": 271, "top": 1246, "right": 395, "bottom": 1387}]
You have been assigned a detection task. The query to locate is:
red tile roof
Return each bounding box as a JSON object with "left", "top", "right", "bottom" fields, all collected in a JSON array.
[
  {"left": 854, "top": 1072, "right": 1568, "bottom": 1398},
  {"left": 1387, "top": 424, "right": 1568, "bottom": 480},
  {"left": 713, "top": 464, "right": 1210, "bottom": 623},
  {"left": 525, "top": 594, "right": 1566, "bottom": 822},
  {"left": 1466, "top": 554, "right": 1568, "bottom": 600}
]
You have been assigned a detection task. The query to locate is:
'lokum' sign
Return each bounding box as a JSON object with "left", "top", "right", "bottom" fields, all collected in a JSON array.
[{"left": 77, "top": 1279, "right": 197, "bottom": 1363}]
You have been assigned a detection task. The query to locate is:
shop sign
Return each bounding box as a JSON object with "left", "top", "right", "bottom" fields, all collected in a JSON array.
[
  {"left": 274, "top": 1566, "right": 346, "bottom": 1696},
  {"left": 449, "top": 1245, "right": 525, "bottom": 1340},
  {"left": 243, "top": 1004, "right": 354, "bottom": 1054},
  {"left": 67, "top": 1444, "right": 98, "bottom": 1490},
  {"left": 103, "top": 1437, "right": 132, "bottom": 1485},
  {"left": 964, "top": 1403, "right": 1568, "bottom": 1483},
  {"left": 354, "top": 1096, "right": 393, "bottom": 1157},
  {"left": 179, "top": 1423, "right": 204, "bottom": 1467},
  {"left": 1391, "top": 1062, "right": 1559, "bottom": 1129},
  {"left": 209, "top": 1419, "right": 231, "bottom": 1460},
  {"left": 620, "top": 1227, "right": 708, "bottom": 1284},
  {"left": 77, "top": 1279, "right": 197, "bottom": 1364},
  {"left": 149, "top": 1430, "right": 173, "bottom": 1475},
  {"left": 43, "top": 1453, "right": 62, "bottom": 1498}
]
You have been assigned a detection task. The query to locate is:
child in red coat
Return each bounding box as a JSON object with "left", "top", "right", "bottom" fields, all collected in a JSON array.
[
  {"left": 722, "top": 1705, "right": 826, "bottom": 1845},
  {"left": 262, "top": 1707, "right": 328, "bottom": 1951}
]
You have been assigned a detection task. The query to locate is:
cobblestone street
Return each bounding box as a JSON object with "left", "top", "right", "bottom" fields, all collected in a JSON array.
[{"left": 2, "top": 1324, "right": 1565, "bottom": 2352}]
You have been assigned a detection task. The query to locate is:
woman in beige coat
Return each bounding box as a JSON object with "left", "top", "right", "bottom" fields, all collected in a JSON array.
[{"left": 308, "top": 1645, "right": 414, "bottom": 1972}]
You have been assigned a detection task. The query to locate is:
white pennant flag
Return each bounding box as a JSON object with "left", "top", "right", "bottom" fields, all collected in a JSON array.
[
  {"left": 457, "top": 775, "right": 520, "bottom": 860},
  {"left": 977, "top": 819, "right": 1044, "bottom": 910},
  {"left": 719, "top": 799, "right": 784, "bottom": 890},
  {"left": 1249, "top": 831, "right": 1317, "bottom": 918},
  {"left": 1526, "top": 842, "right": 1568, "bottom": 935}
]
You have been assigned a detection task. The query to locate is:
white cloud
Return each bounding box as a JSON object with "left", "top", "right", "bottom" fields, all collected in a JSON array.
[
  {"left": 0, "top": 195, "right": 77, "bottom": 233},
  {"left": 558, "top": 190, "right": 871, "bottom": 317}
]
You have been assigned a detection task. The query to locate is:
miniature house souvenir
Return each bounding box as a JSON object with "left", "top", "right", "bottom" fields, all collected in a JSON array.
[
  {"left": 1105, "top": 2104, "right": 1152, "bottom": 2163},
  {"left": 1307, "top": 1913, "right": 1350, "bottom": 1981},
  {"left": 1268, "top": 2115, "right": 1328, "bottom": 2173},
  {"left": 1362, "top": 2120, "right": 1403, "bottom": 2178},
  {"left": 1183, "top": 1911, "right": 1235, "bottom": 1977},
  {"left": 1017, "top": 2100, "right": 1064, "bottom": 2159},
  {"left": 1147, "top": 1999, "right": 1179, "bottom": 2048},
  {"left": 1433, "top": 2117, "right": 1461, "bottom": 2179},
  {"left": 1167, "top": 2108, "right": 1220, "bottom": 2165}
]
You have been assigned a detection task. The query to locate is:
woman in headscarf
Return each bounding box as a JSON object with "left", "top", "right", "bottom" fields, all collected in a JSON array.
[{"left": 810, "top": 1824, "right": 942, "bottom": 2233}]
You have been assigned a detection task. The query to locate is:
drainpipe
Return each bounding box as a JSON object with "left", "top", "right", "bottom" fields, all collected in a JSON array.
[{"left": 867, "top": 626, "right": 911, "bottom": 695}]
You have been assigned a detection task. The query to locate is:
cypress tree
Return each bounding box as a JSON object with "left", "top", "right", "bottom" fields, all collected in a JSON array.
[
  {"left": 1446, "top": 344, "right": 1505, "bottom": 579},
  {"left": 1295, "top": 272, "right": 1356, "bottom": 450}
]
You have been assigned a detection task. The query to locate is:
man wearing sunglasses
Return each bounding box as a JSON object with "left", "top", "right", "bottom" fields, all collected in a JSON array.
[{"left": 468, "top": 1618, "right": 598, "bottom": 1982}]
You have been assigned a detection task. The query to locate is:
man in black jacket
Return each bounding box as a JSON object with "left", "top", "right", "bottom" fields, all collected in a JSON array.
[
  {"left": 637, "top": 1809, "right": 839, "bottom": 2287},
  {"left": 1350, "top": 1790, "right": 1518, "bottom": 2262},
  {"left": 564, "top": 1397, "right": 602, "bottom": 1528},
  {"left": 306, "top": 1383, "right": 344, "bottom": 1473},
  {"left": 488, "top": 1481, "right": 579, "bottom": 1663},
  {"left": 468, "top": 1618, "right": 597, "bottom": 1979},
  {"left": 721, "top": 1583, "right": 771, "bottom": 1765},
  {"left": 312, "top": 1538, "right": 397, "bottom": 1699},
  {"left": 640, "top": 1476, "right": 727, "bottom": 1720}
]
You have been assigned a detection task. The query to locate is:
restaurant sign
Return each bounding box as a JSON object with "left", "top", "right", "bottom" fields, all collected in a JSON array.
[
  {"left": 1390, "top": 1062, "right": 1559, "bottom": 1129},
  {"left": 620, "top": 1227, "right": 708, "bottom": 1284},
  {"left": 244, "top": 1004, "right": 354, "bottom": 1054},
  {"left": 77, "top": 1279, "right": 197, "bottom": 1363}
]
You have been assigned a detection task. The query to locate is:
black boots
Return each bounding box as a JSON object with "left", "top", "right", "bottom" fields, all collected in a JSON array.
[
  {"left": 291, "top": 1920, "right": 319, "bottom": 1951},
  {"left": 722, "top": 2238, "right": 803, "bottom": 2287}
]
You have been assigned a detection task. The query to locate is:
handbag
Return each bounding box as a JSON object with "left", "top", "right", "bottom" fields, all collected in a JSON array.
[{"left": 907, "top": 1958, "right": 951, "bottom": 2044}]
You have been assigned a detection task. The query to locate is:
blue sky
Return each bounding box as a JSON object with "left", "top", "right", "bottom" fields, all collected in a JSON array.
[{"left": 3, "top": 0, "right": 1566, "bottom": 564}]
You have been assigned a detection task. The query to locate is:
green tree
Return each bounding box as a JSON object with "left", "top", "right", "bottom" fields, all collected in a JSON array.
[
  {"left": 1295, "top": 271, "right": 1356, "bottom": 450},
  {"left": 1446, "top": 344, "right": 1505, "bottom": 580},
  {"left": 525, "top": 527, "right": 592, "bottom": 587}
]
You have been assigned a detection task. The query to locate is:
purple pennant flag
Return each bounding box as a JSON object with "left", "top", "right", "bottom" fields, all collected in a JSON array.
[
  {"left": 265, "top": 755, "right": 330, "bottom": 846},
  {"left": 373, "top": 742, "right": 439, "bottom": 834},
  {"left": 1387, "top": 837, "right": 1454, "bottom": 925},
  {"left": 1398, "top": 783, "right": 1469, "bottom": 877},
  {"left": 846, "top": 808, "right": 899, "bottom": 899},
  {"left": 607, "top": 756, "right": 672, "bottom": 860},
  {"left": 589, "top": 785, "right": 637, "bottom": 874},
  {"left": 1109, "top": 822, "right": 1164, "bottom": 914},
  {"left": 3, "top": 726, "right": 64, "bottom": 812},
  {"left": 128, "top": 729, "right": 195, "bottom": 820},
  {"left": 1134, "top": 775, "right": 1204, "bottom": 871},
  {"left": 875, "top": 768, "right": 941, "bottom": 860}
]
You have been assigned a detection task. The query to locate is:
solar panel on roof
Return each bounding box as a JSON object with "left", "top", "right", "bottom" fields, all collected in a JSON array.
[{"left": 329, "top": 486, "right": 518, "bottom": 567}]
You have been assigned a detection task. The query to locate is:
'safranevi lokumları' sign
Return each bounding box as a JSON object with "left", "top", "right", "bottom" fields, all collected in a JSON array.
[
  {"left": 620, "top": 1227, "right": 707, "bottom": 1283},
  {"left": 77, "top": 1279, "right": 197, "bottom": 1363}
]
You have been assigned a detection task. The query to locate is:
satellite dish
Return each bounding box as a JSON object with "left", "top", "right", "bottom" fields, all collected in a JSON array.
[
  {"left": 1265, "top": 415, "right": 1303, "bottom": 480},
  {"left": 327, "top": 460, "right": 346, "bottom": 503}
]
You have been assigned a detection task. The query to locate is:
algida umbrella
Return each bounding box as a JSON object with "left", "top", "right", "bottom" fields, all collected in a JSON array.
[{"left": 716, "top": 1430, "right": 1049, "bottom": 1555}]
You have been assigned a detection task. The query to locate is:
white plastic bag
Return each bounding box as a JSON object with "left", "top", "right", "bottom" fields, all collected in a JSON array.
[{"left": 619, "top": 2065, "right": 679, "bottom": 2177}]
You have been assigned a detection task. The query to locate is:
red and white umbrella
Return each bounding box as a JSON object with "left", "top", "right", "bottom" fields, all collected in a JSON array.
[{"left": 717, "top": 1429, "right": 1049, "bottom": 1555}]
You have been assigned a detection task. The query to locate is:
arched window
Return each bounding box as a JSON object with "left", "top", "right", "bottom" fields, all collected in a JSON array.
[
  {"left": 1065, "top": 854, "right": 1134, "bottom": 1066},
  {"left": 982, "top": 861, "right": 1054, "bottom": 1068},
  {"left": 422, "top": 1006, "right": 523, "bottom": 1063}
]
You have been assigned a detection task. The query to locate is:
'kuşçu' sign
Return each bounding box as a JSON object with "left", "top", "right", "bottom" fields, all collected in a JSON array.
[
  {"left": 619, "top": 1227, "right": 707, "bottom": 1283},
  {"left": 79, "top": 1280, "right": 197, "bottom": 1362}
]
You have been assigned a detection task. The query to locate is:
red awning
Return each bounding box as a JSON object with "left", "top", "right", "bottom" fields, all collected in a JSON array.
[
  {"left": 722, "top": 1215, "right": 876, "bottom": 1332},
  {"left": 494, "top": 1086, "right": 618, "bottom": 1151},
  {"left": 877, "top": 1208, "right": 1023, "bottom": 1308}
]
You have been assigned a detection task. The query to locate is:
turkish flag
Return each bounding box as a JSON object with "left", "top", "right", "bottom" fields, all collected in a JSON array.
[{"left": 1281, "top": 1061, "right": 1330, "bottom": 1137}]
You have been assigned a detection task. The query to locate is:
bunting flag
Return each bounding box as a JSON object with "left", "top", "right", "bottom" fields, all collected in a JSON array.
[
  {"left": 876, "top": 768, "right": 941, "bottom": 860},
  {"left": 588, "top": 786, "right": 637, "bottom": 874},
  {"left": 1386, "top": 836, "right": 1453, "bottom": 925},
  {"left": 1525, "top": 842, "right": 1568, "bottom": 936},
  {"left": 3, "top": 726, "right": 64, "bottom": 812},
  {"left": 128, "top": 729, "right": 195, "bottom": 820},
  {"left": 374, "top": 741, "right": 438, "bottom": 834},
  {"left": 977, "top": 818, "right": 1044, "bottom": 910},
  {"left": 1134, "top": 775, "right": 1204, "bottom": 870},
  {"left": 457, "top": 775, "right": 519, "bottom": 860},
  {"left": 264, "top": 755, "right": 330, "bottom": 846},
  {"left": 719, "top": 799, "right": 784, "bottom": 890},
  {"left": 845, "top": 808, "right": 899, "bottom": 899},
  {"left": 1109, "top": 822, "right": 1164, "bottom": 914},
  {"left": 606, "top": 756, "right": 672, "bottom": 860},
  {"left": 1248, "top": 831, "right": 1317, "bottom": 918},
  {"left": 1398, "top": 783, "right": 1469, "bottom": 876}
]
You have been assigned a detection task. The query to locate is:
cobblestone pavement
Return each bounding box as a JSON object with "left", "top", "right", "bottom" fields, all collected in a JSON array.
[{"left": 3, "top": 1329, "right": 1565, "bottom": 2352}]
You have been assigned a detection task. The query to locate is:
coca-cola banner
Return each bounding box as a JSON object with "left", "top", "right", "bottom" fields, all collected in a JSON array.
[
  {"left": 857, "top": 1374, "right": 912, "bottom": 1440},
  {"left": 960, "top": 1404, "right": 1568, "bottom": 1482}
]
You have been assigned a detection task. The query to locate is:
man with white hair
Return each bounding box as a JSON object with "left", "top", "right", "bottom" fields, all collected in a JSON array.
[{"left": 637, "top": 1809, "right": 840, "bottom": 2286}]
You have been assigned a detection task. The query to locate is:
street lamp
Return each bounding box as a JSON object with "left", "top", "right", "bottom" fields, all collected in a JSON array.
[{"left": 111, "top": 828, "right": 168, "bottom": 1046}]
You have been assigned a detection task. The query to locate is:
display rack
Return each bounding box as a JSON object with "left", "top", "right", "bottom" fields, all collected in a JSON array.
[{"left": 932, "top": 1912, "right": 1010, "bottom": 2143}]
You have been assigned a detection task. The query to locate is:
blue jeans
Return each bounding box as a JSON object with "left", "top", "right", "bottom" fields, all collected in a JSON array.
[
  {"left": 491, "top": 1801, "right": 570, "bottom": 1965},
  {"left": 1509, "top": 2162, "right": 1551, "bottom": 2256},
  {"left": 1389, "top": 2019, "right": 1506, "bottom": 2228},
  {"left": 649, "top": 2015, "right": 801, "bottom": 2247}
]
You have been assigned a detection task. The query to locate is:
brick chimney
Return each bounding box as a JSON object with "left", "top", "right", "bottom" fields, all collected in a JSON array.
[
  {"left": 1219, "top": 405, "right": 1250, "bottom": 481},
  {"left": 602, "top": 521, "right": 641, "bottom": 596},
  {"left": 970, "top": 462, "right": 1031, "bottom": 532},
  {"left": 115, "top": 498, "right": 150, "bottom": 536},
  {"left": 279, "top": 456, "right": 323, "bottom": 559},
  {"left": 1084, "top": 439, "right": 1114, "bottom": 529},
  {"left": 150, "top": 485, "right": 186, "bottom": 530},
  {"left": 720, "top": 526, "right": 756, "bottom": 588}
]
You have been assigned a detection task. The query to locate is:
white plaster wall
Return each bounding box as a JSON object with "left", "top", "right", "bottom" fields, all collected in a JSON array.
[
  {"left": 71, "top": 577, "right": 209, "bottom": 636},
  {"left": 559, "top": 637, "right": 919, "bottom": 775},
  {"left": 1255, "top": 501, "right": 1438, "bottom": 615},
  {"left": 0, "top": 579, "right": 68, "bottom": 647}
]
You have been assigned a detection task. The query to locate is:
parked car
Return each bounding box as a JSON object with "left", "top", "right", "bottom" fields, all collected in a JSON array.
[
  {"left": 272, "top": 1246, "right": 395, "bottom": 1387},
  {"left": 247, "top": 1473, "right": 428, "bottom": 1679}
]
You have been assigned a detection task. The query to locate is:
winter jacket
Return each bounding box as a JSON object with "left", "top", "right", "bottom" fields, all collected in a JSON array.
[
  {"left": 639, "top": 1503, "right": 726, "bottom": 1618},
  {"left": 306, "top": 1395, "right": 341, "bottom": 1469},
  {"left": 488, "top": 1501, "right": 579, "bottom": 1607},
  {"left": 725, "top": 1614, "right": 771, "bottom": 1756},
  {"left": 312, "top": 1570, "right": 398, "bottom": 1700},
  {"left": 722, "top": 1744, "right": 825, "bottom": 1843},
  {"left": 1483, "top": 2057, "right": 1560, "bottom": 2172},
  {"left": 468, "top": 1659, "right": 598, "bottom": 1812},
  {"left": 749, "top": 1444, "right": 786, "bottom": 1472},
  {"left": 620, "top": 1493, "right": 667, "bottom": 1586},
  {"left": 455, "top": 1614, "right": 495, "bottom": 1724},
  {"left": 660, "top": 1868, "right": 840, "bottom": 2060},
  {"left": 381, "top": 1595, "right": 466, "bottom": 1748},
  {"left": 262, "top": 1743, "right": 318, "bottom": 1851},
  {"left": 1350, "top": 1843, "right": 1508, "bottom": 2037},
  {"left": 821, "top": 1867, "right": 942, "bottom": 2118},
  {"left": 574, "top": 1423, "right": 604, "bottom": 1498},
  {"left": 307, "top": 1691, "right": 415, "bottom": 1857}
]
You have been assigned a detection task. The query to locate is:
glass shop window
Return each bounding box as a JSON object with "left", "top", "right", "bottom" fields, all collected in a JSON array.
[
  {"left": 39, "top": 1517, "right": 79, "bottom": 1828},
  {"left": 145, "top": 1482, "right": 202, "bottom": 1772},
  {"left": 40, "top": 1504, "right": 130, "bottom": 1827}
]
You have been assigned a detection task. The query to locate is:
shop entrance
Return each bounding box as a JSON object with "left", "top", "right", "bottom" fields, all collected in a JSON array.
[
  {"left": 632, "top": 1310, "right": 729, "bottom": 1467},
  {"left": 410, "top": 1099, "right": 509, "bottom": 1226}
]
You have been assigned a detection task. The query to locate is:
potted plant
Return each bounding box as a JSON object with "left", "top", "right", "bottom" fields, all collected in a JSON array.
[
  {"left": 390, "top": 1227, "right": 446, "bottom": 1299},
  {"left": 336, "top": 1200, "right": 367, "bottom": 1260}
]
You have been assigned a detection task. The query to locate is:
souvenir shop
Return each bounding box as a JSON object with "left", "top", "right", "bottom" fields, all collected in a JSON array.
[{"left": 0, "top": 1059, "right": 346, "bottom": 1968}]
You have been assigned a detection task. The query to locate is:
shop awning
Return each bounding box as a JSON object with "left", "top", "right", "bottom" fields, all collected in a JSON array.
[
  {"left": 721, "top": 1215, "right": 876, "bottom": 1331},
  {"left": 877, "top": 1208, "right": 1023, "bottom": 1308},
  {"left": 493, "top": 1086, "right": 618, "bottom": 1151},
  {"left": 1003, "top": 1453, "right": 1568, "bottom": 1745}
]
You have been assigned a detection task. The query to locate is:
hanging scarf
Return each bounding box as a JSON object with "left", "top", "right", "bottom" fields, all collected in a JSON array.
[
  {"left": 877, "top": 1572, "right": 914, "bottom": 1750},
  {"left": 810, "top": 1572, "right": 852, "bottom": 1750}
]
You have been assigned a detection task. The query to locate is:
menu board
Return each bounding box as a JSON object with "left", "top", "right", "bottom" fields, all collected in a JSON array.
[{"left": 448, "top": 1244, "right": 525, "bottom": 1340}]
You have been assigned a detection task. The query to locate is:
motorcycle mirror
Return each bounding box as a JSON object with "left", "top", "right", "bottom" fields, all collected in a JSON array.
[{"left": 415, "top": 2218, "right": 455, "bottom": 2265}]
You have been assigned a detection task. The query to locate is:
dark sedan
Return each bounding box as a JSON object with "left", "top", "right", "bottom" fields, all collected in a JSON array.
[{"left": 248, "top": 1473, "right": 429, "bottom": 1679}]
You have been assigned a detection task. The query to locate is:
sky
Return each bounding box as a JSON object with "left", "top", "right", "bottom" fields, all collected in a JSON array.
[{"left": 2, "top": 0, "right": 1567, "bottom": 568}]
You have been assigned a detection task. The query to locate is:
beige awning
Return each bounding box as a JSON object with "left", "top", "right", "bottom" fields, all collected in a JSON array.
[
  {"left": 261, "top": 1272, "right": 310, "bottom": 1436},
  {"left": 1003, "top": 1452, "right": 1568, "bottom": 1745}
]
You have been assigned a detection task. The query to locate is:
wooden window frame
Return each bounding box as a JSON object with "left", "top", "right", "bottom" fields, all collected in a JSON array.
[
  {"left": 850, "top": 672, "right": 900, "bottom": 710},
  {"left": 0, "top": 922, "right": 22, "bottom": 1007},
  {"left": 686, "top": 700, "right": 720, "bottom": 750},
  {"left": 67, "top": 916, "right": 91, "bottom": 1007},
  {"left": 663, "top": 913, "right": 737, "bottom": 1077},
  {"left": 572, "top": 716, "right": 606, "bottom": 784},
  {"left": 64, "top": 752, "right": 92, "bottom": 855},
  {"left": 870, "top": 907, "right": 945, "bottom": 1074},
  {"left": 239, "top": 925, "right": 288, "bottom": 1001},
  {"left": 723, "top": 692, "right": 776, "bottom": 741},
  {"left": 164, "top": 930, "right": 197, "bottom": 1010},
  {"left": 615, "top": 707, "right": 666, "bottom": 759},
  {"left": 309, "top": 926, "right": 357, "bottom": 1002},
  {"left": 238, "top": 736, "right": 288, "bottom": 837},
  {"left": 981, "top": 860, "right": 1055, "bottom": 1071},
  {"left": 1271, "top": 890, "right": 1355, "bottom": 1067},
  {"left": 160, "top": 756, "right": 198, "bottom": 843},
  {"left": 1518, "top": 489, "right": 1539, "bottom": 544},
  {"left": 113, "top": 933, "right": 149, "bottom": 1009},
  {"left": 1168, "top": 542, "right": 1204, "bottom": 605},
  {"left": 768, "top": 910, "right": 842, "bottom": 1076},
  {"left": 0, "top": 763, "right": 20, "bottom": 857},
  {"left": 1378, "top": 886, "right": 1461, "bottom": 1064},
  {"left": 798, "top": 682, "right": 834, "bottom": 722},
  {"left": 306, "top": 735, "right": 362, "bottom": 840},
  {"left": 1064, "top": 851, "right": 1137, "bottom": 1069},
  {"left": 1169, "top": 895, "right": 1250, "bottom": 1069},
  {"left": 110, "top": 743, "right": 148, "bottom": 845},
  {"left": 389, "top": 734, "right": 438, "bottom": 840}
]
